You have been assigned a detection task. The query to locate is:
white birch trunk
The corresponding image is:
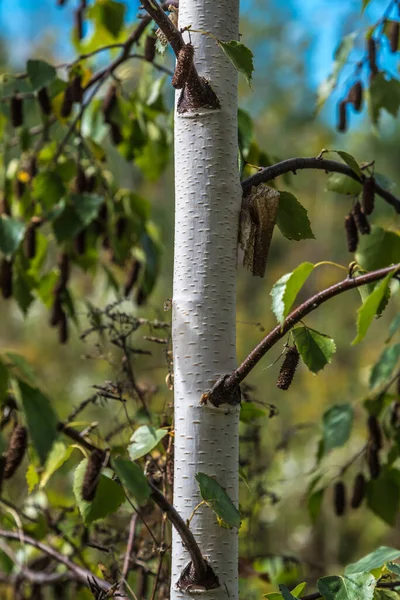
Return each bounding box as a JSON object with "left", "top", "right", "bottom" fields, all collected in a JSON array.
[{"left": 172, "top": 1, "right": 241, "bottom": 599}]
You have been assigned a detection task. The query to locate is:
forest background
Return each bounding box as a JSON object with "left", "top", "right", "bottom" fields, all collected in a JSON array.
[{"left": 0, "top": 0, "right": 400, "bottom": 598}]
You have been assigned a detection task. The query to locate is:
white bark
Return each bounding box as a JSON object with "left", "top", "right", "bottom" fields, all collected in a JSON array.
[{"left": 172, "top": 1, "right": 241, "bottom": 599}]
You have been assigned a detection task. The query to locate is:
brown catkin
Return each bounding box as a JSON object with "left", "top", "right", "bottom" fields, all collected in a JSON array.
[
  {"left": 333, "top": 480, "right": 346, "bottom": 516},
  {"left": 24, "top": 224, "right": 37, "bottom": 260},
  {"left": 0, "top": 259, "right": 13, "bottom": 299},
  {"left": 58, "top": 253, "right": 70, "bottom": 289},
  {"left": 74, "top": 229, "right": 86, "bottom": 255},
  {"left": 144, "top": 35, "right": 157, "bottom": 62},
  {"left": 348, "top": 81, "right": 363, "bottom": 112},
  {"left": 75, "top": 165, "right": 86, "bottom": 193},
  {"left": 367, "top": 415, "right": 382, "bottom": 450},
  {"left": 61, "top": 85, "right": 73, "bottom": 118},
  {"left": 353, "top": 200, "right": 371, "bottom": 235},
  {"left": 110, "top": 122, "right": 122, "bottom": 145},
  {"left": 28, "top": 156, "right": 38, "bottom": 179},
  {"left": 74, "top": 7, "right": 84, "bottom": 40},
  {"left": 82, "top": 449, "right": 105, "bottom": 501},
  {"left": 124, "top": 260, "right": 141, "bottom": 297},
  {"left": 102, "top": 85, "right": 117, "bottom": 124},
  {"left": 57, "top": 0, "right": 67, "bottom": 5},
  {"left": 11, "top": 94, "right": 23, "bottom": 128},
  {"left": 367, "top": 444, "right": 381, "bottom": 479},
  {"left": 337, "top": 100, "right": 347, "bottom": 133},
  {"left": 367, "top": 37, "right": 378, "bottom": 74},
  {"left": 390, "top": 21, "right": 399, "bottom": 53},
  {"left": 37, "top": 87, "right": 52, "bottom": 116},
  {"left": 15, "top": 178, "right": 25, "bottom": 199},
  {"left": 49, "top": 294, "right": 63, "bottom": 327},
  {"left": 351, "top": 473, "right": 366, "bottom": 509},
  {"left": 362, "top": 176, "right": 375, "bottom": 215},
  {"left": 116, "top": 216, "right": 126, "bottom": 238},
  {"left": 31, "top": 584, "right": 43, "bottom": 600},
  {"left": 85, "top": 174, "right": 96, "bottom": 193},
  {"left": 71, "top": 74, "right": 83, "bottom": 103},
  {"left": 172, "top": 43, "right": 195, "bottom": 89},
  {"left": 276, "top": 346, "right": 300, "bottom": 390},
  {"left": 58, "top": 310, "right": 68, "bottom": 344},
  {"left": 4, "top": 425, "right": 27, "bottom": 479},
  {"left": 390, "top": 400, "right": 400, "bottom": 428},
  {"left": 136, "top": 287, "right": 147, "bottom": 306}
]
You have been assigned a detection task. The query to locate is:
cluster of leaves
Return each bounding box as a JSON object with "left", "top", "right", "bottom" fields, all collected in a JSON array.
[{"left": 317, "top": 0, "right": 400, "bottom": 128}]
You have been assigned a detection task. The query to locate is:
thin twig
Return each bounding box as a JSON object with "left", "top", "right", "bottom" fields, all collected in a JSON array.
[
  {"left": 241, "top": 156, "right": 400, "bottom": 214},
  {"left": 121, "top": 514, "right": 138, "bottom": 591},
  {"left": 218, "top": 264, "right": 400, "bottom": 395}
]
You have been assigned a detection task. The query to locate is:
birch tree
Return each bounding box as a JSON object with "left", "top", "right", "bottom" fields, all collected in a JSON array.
[{"left": 0, "top": 1, "right": 400, "bottom": 600}]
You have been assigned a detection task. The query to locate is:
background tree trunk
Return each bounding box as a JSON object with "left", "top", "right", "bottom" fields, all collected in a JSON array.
[{"left": 171, "top": 1, "right": 242, "bottom": 598}]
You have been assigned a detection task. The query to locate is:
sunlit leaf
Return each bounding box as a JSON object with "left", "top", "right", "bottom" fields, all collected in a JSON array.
[
  {"left": 40, "top": 441, "right": 73, "bottom": 488},
  {"left": 271, "top": 262, "right": 314, "bottom": 325},
  {"left": 26, "top": 463, "right": 39, "bottom": 493},
  {"left": 353, "top": 272, "right": 393, "bottom": 344},
  {"left": 335, "top": 151, "right": 363, "bottom": 178},
  {"left": 345, "top": 546, "right": 400, "bottom": 575},
  {"left": 326, "top": 173, "right": 362, "bottom": 195},
  {"left": 217, "top": 40, "right": 254, "bottom": 85},
  {"left": 316, "top": 33, "right": 356, "bottom": 112},
  {"left": 128, "top": 426, "right": 168, "bottom": 461},
  {"left": 0, "top": 216, "right": 25, "bottom": 257}
]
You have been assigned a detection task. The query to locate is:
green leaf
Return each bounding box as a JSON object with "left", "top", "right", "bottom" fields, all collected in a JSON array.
[
  {"left": 112, "top": 458, "right": 150, "bottom": 506},
  {"left": 26, "top": 463, "right": 40, "bottom": 493},
  {"left": 335, "top": 151, "right": 363, "bottom": 178},
  {"left": 276, "top": 192, "right": 315, "bottom": 241},
  {"left": 264, "top": 594, "right": 283, "bottom": 600},
  {"left": 367, "top": 470, "right": 400, "bottom": 526},
  {"left": 290, "top": 583, "right": 307, "bottom": 598},
  {"left": 72, "top": 193, "right": 104, "bottom": 225},
  {"left": 370, "top": 345, "right": 400, "bottom": 389},
  {"left": 308, "top": 488, "right": 324, "bottom": 524},
  {"left": 53, "top": 205, "right": 84, "bottom": 242},
  {"left": 387, "top": 562, "right": 400, "bottom": 576},
  {"left": 217, "top": 40, "right": 254, "bottom": 85},
  {"left": 40, "top": 441, "right": 73, "bottom": 489},
  {"left": 128, "top": 426, "right": 168, "bottom": 461},
  {"left": 316, "top": 33, "right": 356, "bottom": 112},
  {"left": 356, "top": 227, "right": 400, "bottom": 272},
  {"left": 73, "top": 458, "right": 125, "bottom": 525},
  {"left": 196, "top": 472, "right": 241, "bottom": 529},
  {"left": 90, "top": 0, "right": 126, "bottom": 38},
  {"left": 5, "top": 352, "right": 36, "bottom": 384},
  {"left": 387, "top": 314, "right": 400, "bottom": 343},
  {"left": 0, "top": 216, "right": 25, "bottom": 257},
  {"left": 240, "top": 402, "right": 268, "bottom": 423},
  {"left": 374, "top": 589, "right": 400, "bottom": 600},
  {"left": 279, "top": 585, "right": 296, "bottom": 600},
  {"left": 326, "top": 173, "right": 362, "bottom": 195},
  {"left": 317, "top": 573, "right": 375, "bottom": 600},
  {"left": 27, "top": 59, "right": 56, "bottom": 91},
  {"left": 271, "top": 262, "right": 314, "bottom": 325},
  {"left": 32, "top": 172, "right": 65, "bottom": 209},
  {"left": 369, "top": 74, "right": 400, "bottom": 125},
  {"left": 292, "top": 326, "right": 336, "bottom": 373},
  {"left": 353, "top": 273, "right": 393, "bottom": 344},
  {"left": 345, "top": 546, "right": 400, "bottom": 575},
  {"left": 17, "top": 379, "right": 58, "bottom": 465},
  {"left": 322, "top": 404, "right": 354, "bottom": 453}
]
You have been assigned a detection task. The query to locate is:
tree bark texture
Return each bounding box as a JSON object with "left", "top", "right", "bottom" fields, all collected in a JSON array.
[{"left": 172, "top": 1, "right": 241, "bottom": 598}]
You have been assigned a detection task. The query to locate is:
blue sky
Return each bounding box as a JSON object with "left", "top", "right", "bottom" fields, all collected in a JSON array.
[{"left": 0, "top": 0, "right": 390, "bottom": 90}]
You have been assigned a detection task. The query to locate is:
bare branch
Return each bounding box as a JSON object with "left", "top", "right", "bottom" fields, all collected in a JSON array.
[{"left": 241, "top": 156, "right": 400, "bottom": 214}]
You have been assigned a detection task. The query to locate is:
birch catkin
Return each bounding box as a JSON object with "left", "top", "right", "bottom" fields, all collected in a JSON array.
[
  {"left": 172, "top": 44, "right": 194, "bottom": 89},
  {"left": 82, "top": 449, "right": 105, "bottom": 501},
  {"left": 276, "top": 346, "right": 300, "bottom": 390},
  {"left": 4, "top": 425, "right": 28, "bottom": 479}
]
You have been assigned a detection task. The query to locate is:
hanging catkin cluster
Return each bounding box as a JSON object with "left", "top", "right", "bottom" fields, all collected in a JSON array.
[
  {"left": 4, "top": 425, "right": 28, "bottom": 479},
  {"left": 81, "top": 449, "right": 106, "bottom": 501}
]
